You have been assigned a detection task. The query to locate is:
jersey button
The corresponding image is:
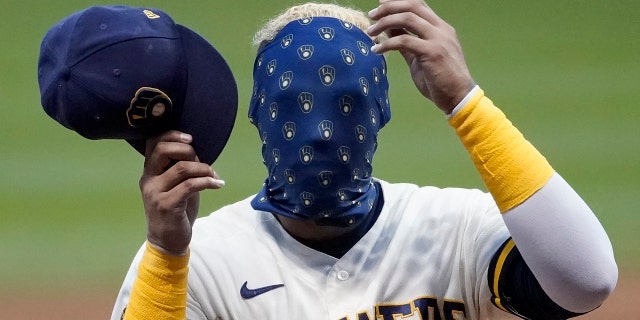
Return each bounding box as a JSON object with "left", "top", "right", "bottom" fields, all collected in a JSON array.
[{"left": 337, "top": 270, "right": 350, "bottom": 281}]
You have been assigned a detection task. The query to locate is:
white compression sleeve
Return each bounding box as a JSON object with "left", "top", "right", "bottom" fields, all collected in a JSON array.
[{"left": 502, "top": 173, "right": 617, "bottom": 313}]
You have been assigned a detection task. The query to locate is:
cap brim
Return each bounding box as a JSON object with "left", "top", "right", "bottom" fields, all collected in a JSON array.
[{"left": 128, "top": 25, "right": 238, "bottom": 165}]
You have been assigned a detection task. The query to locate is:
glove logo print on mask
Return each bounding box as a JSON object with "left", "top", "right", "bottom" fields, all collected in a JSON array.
[
  {"left": 248, "top": 17, "right": 391, "bottom": 222},
  {"left": 359, "top": 77, "right": 369, "bottom": 96},
  {"left": 318, "top": 27, "right": 335, "bottom": 40},
  {"left": 318, "top": 120, "right": 334, "bottom": 140},
  {"left": 284, "top": 169, "right": 295, "bottom": 184},
  {"left": 269, "top": 103, "right": 278, "bottom": 121},
  {"left": 373, "top": 67, "right": 380, "bottom": 84},
  {"left": 298, "top": 92, "right": 314, "bottom": 113},
  {"left": 318, "top": 171, "right": 333, "bottom": 187},
  {"left": 339, "top": 95, "right": 353, "bottom": 115},
  {"left": 301, "top": 192, "right": 314, "bottom": 207},
  {"left": 357, "top": 41, "right": 369, "bottom": 55},
  {"left": 299, "top": 146, "right": 313, "bottom": 164},
  {"left": 266, "top": 60, "right": 277, "bottom": 76},
  {"left": 281, "top": 34, "right": 293, "bottom": 48},
  {"left": 298, "top": 17, "right": 313, "bottom": 25},
  {"left": 341, "top": 21, "right": 353, "bottom": 30},
  {"left": 355, "top": 125, "right": 367, "bottom": 143},
  {"left": 341, "top": 48, "right": 355, "bottom": 65},
  {"left": 283, "top": 122, "right": 296, "bottom": 140},
  {"left": 337, "top": 146, "right": 351, "bottom": 164},
  {"left": 279, "top": 71, "right": 293, "bottom": 90},
  {"left": 319, "top": 65, "right": 335, "bottom": 86},
  {"left": 298, "top": 45, "right": 314, "bottom": 60}
]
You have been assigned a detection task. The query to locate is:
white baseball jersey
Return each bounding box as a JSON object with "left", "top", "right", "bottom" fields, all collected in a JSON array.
[{"left": 111, "top": 179, "right": 520, "bottom": 320}]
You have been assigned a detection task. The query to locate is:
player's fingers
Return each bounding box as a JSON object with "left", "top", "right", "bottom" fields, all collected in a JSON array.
[
  {"left": 161, "top": 161, "right": 220, "bottom": 191},
  {"left": 370, "top": 0, "right": 441, "bottom": 26},
  {"left": 143, "top": 139, "right": 198, "bottom": 177},
  {"left": 368, "top": 12, "right": 431, "bottom": 40},
  {"left": 368, "top": 0, "right": 449, "bottom": 42},
  {"left": 145, "top": 130, "right": 192, "bottom": 156}
]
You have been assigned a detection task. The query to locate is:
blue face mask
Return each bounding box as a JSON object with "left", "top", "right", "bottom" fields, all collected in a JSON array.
[{"left": 248, "top": 17, "right": 391, "bottom": 223}]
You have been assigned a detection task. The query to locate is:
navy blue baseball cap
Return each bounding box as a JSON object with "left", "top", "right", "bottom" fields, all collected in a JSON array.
[{"left": 38, "top": 5, "right": 238, "bottom": 165}]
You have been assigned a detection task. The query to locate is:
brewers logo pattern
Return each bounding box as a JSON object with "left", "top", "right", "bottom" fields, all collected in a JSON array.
[
  {"left": 248, "top": 17, "right": 390, "bottom": 222},
  {"left": 126, "top": 87, "right": 172, "bottom": 127}
]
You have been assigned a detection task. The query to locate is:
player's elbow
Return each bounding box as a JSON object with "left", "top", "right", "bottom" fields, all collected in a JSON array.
[
  {"left": 564, "top": 256, "right": 618, "bottom": 313},
  {"left": 586, "top": 259, "right": 618, "bottom": 309}
]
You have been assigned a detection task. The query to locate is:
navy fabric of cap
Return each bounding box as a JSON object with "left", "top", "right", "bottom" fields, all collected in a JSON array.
[
  {"left": 248, "top": 17, "right": 391, "bottom": 223},
  {"left": 38, "top": 5, "right": 238, "bottom": 165}
]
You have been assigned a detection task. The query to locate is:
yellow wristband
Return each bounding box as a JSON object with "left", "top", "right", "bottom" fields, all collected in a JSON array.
[
  {"left": 448, "top": 89, "right": 554, "bottom": 212},
  {"left": 124, "top": 243, "right": 189, "bottom": 320}
]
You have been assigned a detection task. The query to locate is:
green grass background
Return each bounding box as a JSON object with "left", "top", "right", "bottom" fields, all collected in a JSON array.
[{"left": 1, "top": 0, "right": 638, "bottom": 299}]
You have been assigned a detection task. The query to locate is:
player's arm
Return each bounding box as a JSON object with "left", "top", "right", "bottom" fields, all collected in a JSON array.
[
  {"left": 121, "top": 130, "right": 224, "bottom": 320},
  {"left": 368, "top": 0, "right": 617, "bottom": 317},
  {"left": 443, "top": 50, "right": 617, "bottom": 319}
]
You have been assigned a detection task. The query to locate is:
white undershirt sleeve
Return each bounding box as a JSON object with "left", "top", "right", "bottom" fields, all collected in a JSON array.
[{"left": 502, "top": 173, "right": 618, "bottom": 313}]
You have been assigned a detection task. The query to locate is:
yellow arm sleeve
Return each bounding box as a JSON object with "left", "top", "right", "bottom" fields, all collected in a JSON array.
[
  {"left": 123, "top": 243, "right": 189, "bottom": 320},
  {"left": 448, "top": 89, "right": 554, "bottom": 212}
]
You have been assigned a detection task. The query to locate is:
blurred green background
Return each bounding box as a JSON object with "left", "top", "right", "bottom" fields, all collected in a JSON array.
[{"left": 1, "top": 0, "right": 638, "bottom": 314}]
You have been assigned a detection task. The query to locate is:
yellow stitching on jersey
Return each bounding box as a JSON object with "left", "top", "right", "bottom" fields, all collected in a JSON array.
[{"left": 492, "top": 239, "right": 516, "bottom": 312}]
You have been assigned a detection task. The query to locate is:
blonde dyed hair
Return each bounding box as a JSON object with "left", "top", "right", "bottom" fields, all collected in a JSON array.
[{"left": 253, "top": 2, "right": 383, "bottom": 48}]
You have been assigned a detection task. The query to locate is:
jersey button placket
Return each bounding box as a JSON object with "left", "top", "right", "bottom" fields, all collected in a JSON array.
[{"left": 337, "top": 270, "right": 350, "bottom": 281}]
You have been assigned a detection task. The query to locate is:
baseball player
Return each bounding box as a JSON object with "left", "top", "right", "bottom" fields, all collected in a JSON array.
[{"left": 112, "top": 1, "right": 617, "bottom": 319}]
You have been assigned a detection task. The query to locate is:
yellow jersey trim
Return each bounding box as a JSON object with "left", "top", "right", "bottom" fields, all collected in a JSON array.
[{"left": 492, "top": 239, "right": 516, "bottom": 312}]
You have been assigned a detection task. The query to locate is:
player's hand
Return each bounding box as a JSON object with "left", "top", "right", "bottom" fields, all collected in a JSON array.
[
  {"left": 139, "top": 130, "right": 225, "bottom": 256},
  {"left": 367, "top": 0, "right": 476, "bottom": 114}
]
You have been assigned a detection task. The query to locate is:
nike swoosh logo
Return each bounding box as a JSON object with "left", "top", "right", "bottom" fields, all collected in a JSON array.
[{"left": 240, "top": 281, "right": 285, "bottom": 299}]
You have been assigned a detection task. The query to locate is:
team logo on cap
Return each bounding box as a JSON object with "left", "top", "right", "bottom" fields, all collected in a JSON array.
[
  {"left": 142, "top": 10, "right": 160, "bottom": 19},
  {"left": 127, "top": 87, "right": 172, "bottom": 127}
]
